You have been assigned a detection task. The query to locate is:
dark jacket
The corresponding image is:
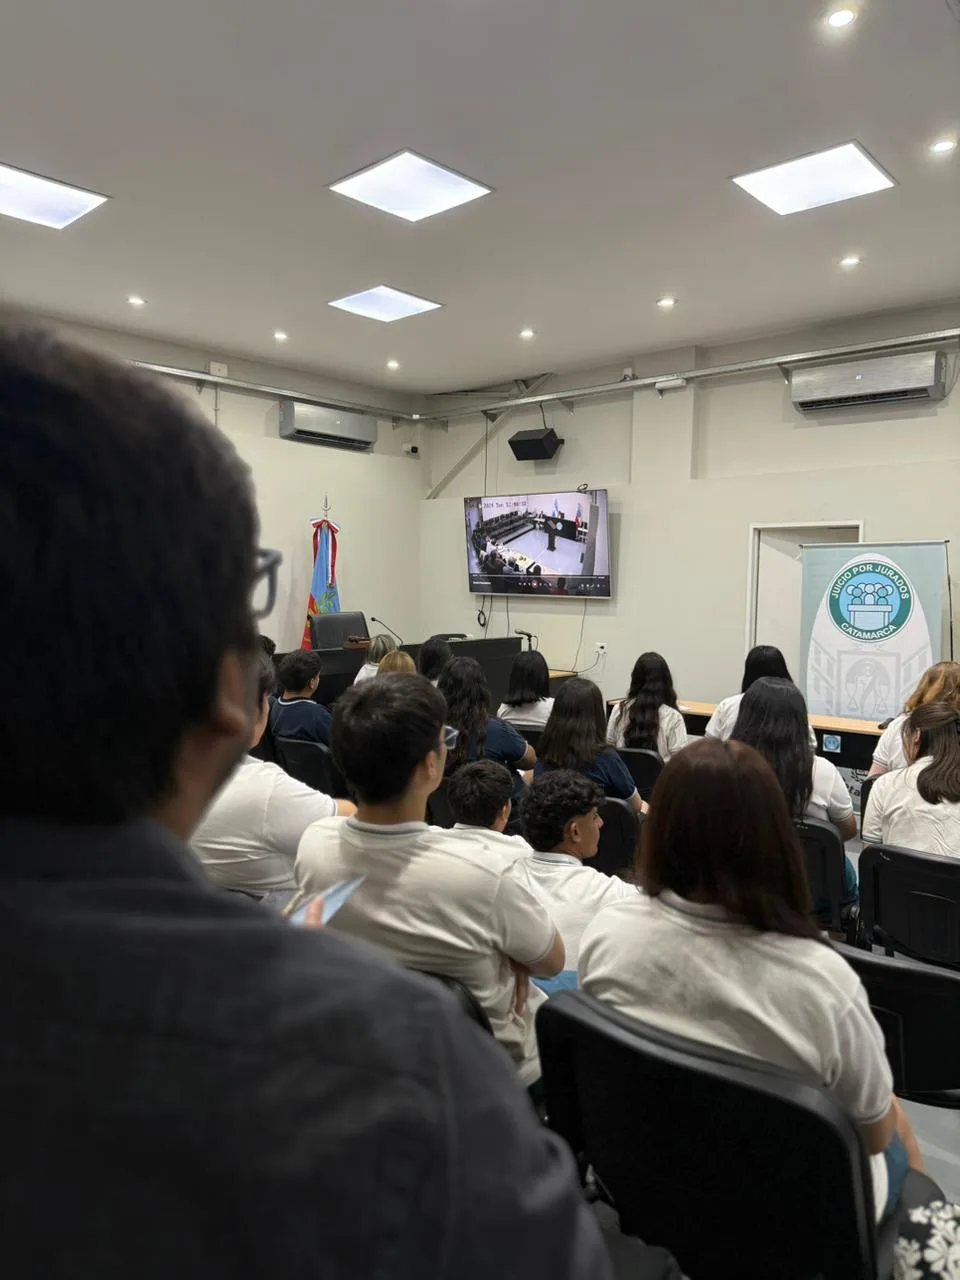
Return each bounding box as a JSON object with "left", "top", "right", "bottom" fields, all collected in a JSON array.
[{"left": 0, "top": 818, "right": 613, "bottom": 1278}]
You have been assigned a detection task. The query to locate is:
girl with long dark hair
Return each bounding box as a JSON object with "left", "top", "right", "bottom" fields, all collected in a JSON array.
[
  {"left": 536, "top": 677, "right": 644, "bottom": 813},
  {"left": 606, "top": 651, "right": 686, "bottom": 759},
  {"left": 579, "top": 737, "right": 923, "bottom": 1219},
  {"left": 864, "top": 700, "right": 960, "bottom": 857},
  {"left": 497, "top": 650, "right": 555, "bottom": 727},
  {"left": 704, "top": 644, "right": 794, "bottom": 741},
  {"left": 731, "top": 677, "right": 858, "bottom": 901},
  {"left": 437, "top": 656, "right": 534, "bottom": 777}
]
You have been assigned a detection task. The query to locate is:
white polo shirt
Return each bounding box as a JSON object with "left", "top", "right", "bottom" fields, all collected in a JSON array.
[
  {"left": 450, "top": 824, "right": 533, "bottom": 860},
  {"left": 706, "top": 692, "right": 819, "bottom": 749},
  {"left": 296, "top": 817, "right": 557, "bottom": 1084},
  {"left": 806, "top": 756, "right": 855, "bottom": 827},
  {"left": 872, "top": 714, "right": 908, "bottom": 773},
  {"left": 353, "top": 662, "right": 379, "bottom": 684},
  {"left": 606, "top": 702, "right": 688, "bottom": 760},
  {"left": 513, "top": 852, "right": 638, "bottom": 967},
  {"left": 579, "top": 890, "right": 893, "bottom": 1217},
  {"left": 497, "top": 697, "right": 555, "bottom": 728},
  {"left": 191, "top": 755, "right": 337, "bottom": 894},
  {"left": 863, "top": 757, "right": 960, "bottom": 858}
]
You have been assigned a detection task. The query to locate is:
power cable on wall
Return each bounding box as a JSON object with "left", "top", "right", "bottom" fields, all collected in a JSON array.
[{"left": 570, "top": 598, "right": 589, "bottom": 672}]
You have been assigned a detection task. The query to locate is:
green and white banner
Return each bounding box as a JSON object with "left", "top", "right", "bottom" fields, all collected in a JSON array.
[{"left": 800, "top": 541, "right": 949, "bottom": 722}]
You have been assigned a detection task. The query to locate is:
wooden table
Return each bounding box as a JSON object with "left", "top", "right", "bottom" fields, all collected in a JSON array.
[
  {"left": 676, "top": 701, "right": 882, "bottom": 771},
  {"left": 549, "top": 669, "right": 577, "bottom": 694}
]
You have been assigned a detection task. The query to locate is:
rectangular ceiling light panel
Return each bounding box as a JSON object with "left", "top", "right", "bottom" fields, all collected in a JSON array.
[
  {"left": 732, "top": 142, "right": 894, "bottom": 215},
  {"left": 0, "top": 163, "right": 108, "bottom": 228},
  {"left": 328, "top": 285, "right": 442, "bottom": 322},
  {"left": 330, "top": 150, "right": 490, "bottom": 222}
]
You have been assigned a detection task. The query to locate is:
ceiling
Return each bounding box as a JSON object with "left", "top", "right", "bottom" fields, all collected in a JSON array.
[{"left": 0, "top": 0, "right": 958, "bottom": 394}]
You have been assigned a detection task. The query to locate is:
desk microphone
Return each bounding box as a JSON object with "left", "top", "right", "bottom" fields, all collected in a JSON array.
[
  {"left": 370, "top": 616, "right": 404, "bottom": 644},
  {"left": 514, "top": 629, "right": 534, "bottom": 639}
]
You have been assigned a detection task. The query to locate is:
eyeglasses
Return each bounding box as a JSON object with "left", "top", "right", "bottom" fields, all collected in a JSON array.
[
  {"left": 442, "top": 725, "right": 460, "bottom": 751},
  {"left": 251, "top": 548, "right": 282, "bottom": 619}
]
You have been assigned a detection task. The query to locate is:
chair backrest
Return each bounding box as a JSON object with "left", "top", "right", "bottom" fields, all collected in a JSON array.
[
  {"left": 309, "top": 610, "right": 369, "bottom": 650},
  {"left": 274, "top": 737, "right": 347, "bottom": 797},
  {"left": 512, "top": 723, "right": 543, "bottom": 750},
  {"left": 536, "top": 992, "right": 878, "bottom": 1280},
  {"left": 615, "top": 748, "right": 663, "bottom": 800},
  {"left": 593, "top": 797, "right": 640, "bottom": 877},
  {"left": 419, "top": 972, "right": 493, "bottom": 1033},
  {"left": 858, "top": 774, "right": 877, "bottom": 837},
  {"left": 860, "top": 843, "right": 960, "bottom": 969},
  {"left": 834, "top": 942, "right": 960, "bottom": 1096},
  {"left": 794, "top": 817, "right": 847, "bottom": 931},
  {"left": 426, "top": 778, "right": 455, "bottom": 829}
]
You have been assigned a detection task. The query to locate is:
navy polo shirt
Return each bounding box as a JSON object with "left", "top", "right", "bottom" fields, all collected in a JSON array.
[
  {"left": 534, "top": 749, "right": 637, "bottom": 801},
  {"left": 270, "top": 697, "right": 332, "bottom": 745}
]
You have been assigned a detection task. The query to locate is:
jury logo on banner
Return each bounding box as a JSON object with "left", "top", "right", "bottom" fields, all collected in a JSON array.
[
  {"left": 805, "top": 552, "right": 932, "bottom": 720},
  {"left": 827, "top": 561, "right": 913, "bottom": 642}
]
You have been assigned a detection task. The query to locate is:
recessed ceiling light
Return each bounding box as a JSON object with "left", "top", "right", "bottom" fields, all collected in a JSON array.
[
  {"left": 328, "top": 285, "right": 442, "bottom": 323},
  {"left": 127, "top": 294, "right": 146, "bottom": 308},
  {"left": 656, "top": 296, "right": 677, "bottom": 310},
  {"left": 0, "top": 162, "right": 108, "bottom": 229},
  {"left": 732, "top": 142, "right": 893, "bottom": 215},
  {"left": 386, "top": 359, "right": 400, "bottom": 371},
  {"left": 929, "top": 137, "right": 957, "bottom": 155},
  {"left": 839, "top": 254, "right": 861, "bottom": 268},
  {"left": 330, "top": 150, "right": 491, "bottom": 223},
  {"left": 825, "top": 7, "right": 858, "bottom": 28},
  {"left": 273, "top": 330, "right": 288, "bottom": 342},
  {"left": 519, "top": 328, "right": 536, "bottom": 340}
]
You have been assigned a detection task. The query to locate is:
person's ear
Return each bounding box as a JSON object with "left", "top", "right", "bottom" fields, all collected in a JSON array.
[{"left": 563, "top": 817, "right": 580, "bottom": 847}]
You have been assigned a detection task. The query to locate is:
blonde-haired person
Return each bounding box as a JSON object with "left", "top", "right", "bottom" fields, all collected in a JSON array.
[
  {"left": 868, "top": 662, "right": 960, "bottom": 778},
  {"left": 378, "top": 650, "right": 416, "bottom": 676},
  {"left": 863, "top": 701, "right": 960, "bottom": 858},
  {"left": 353, "top": 633, "right": 397, "bottom": 684}
]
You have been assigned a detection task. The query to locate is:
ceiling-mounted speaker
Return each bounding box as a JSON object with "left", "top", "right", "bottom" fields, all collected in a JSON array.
[{"left": 507, "top": 425, "right": 565, "bottom": 462}]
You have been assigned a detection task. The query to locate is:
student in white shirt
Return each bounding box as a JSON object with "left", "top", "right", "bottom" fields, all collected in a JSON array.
[
  {"left": 732, "top": 677, "right": 858, "bottom": 900},
  {"left": 498, "top": 650, "right": 555, "bottom": 728},
  {"left": 445, "top": 760, "right": 533, "bottom": 860},
  {"left": 579, "top": 737, "right": 924, "bottom": 1222},
  {"left": 606, "top": 651, "right": 687, "bottom": 760},
  {"left": 864, "top": 700, "right": 960, "bottom": 857},
  {"left": 868, "top": 661, "right": 960, "bottom": 777},
  {"left": 515, "top": 770, "right": 636, "bottom": 980},
  {"left": 353, "top": 633, "right": 396, "bottom": 683},
  {"left": 705, "top": 644, "right": 816, "bottom": 748},
  {"left": 192, "top": 651, "right": 355, "bottom": 895},
  {"left": 296, "top": 674, "right": 563, "bottom": 1087}
]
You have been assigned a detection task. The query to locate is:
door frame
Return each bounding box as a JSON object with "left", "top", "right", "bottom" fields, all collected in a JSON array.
[{"left": 744, "top": 520, "right": 864, "bottom": 653}]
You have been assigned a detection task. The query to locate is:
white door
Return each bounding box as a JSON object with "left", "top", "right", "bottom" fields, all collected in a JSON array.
[{"left": 749, "top": 523, "right": 861, "bottom": 678}]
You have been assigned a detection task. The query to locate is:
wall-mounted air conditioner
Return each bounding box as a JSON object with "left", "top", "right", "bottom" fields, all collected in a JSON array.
[
  {"left": 790, "top": 350, "right": 948, "bottom": 413},
  {"left": 279, "top": 400, "right": 378, "bottom": 451}
]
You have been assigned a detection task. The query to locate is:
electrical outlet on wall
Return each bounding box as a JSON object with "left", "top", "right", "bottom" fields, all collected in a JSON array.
[{"left": 595, "top": 642, "right": 607, "bottom": 655}]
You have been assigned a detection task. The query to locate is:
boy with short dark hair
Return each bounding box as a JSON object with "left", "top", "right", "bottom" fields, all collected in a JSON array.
[
  {"left": 297, "top": 674, "right": 564, "bottom": 1084},
  {"left": 271, "top": 650, "right": 332, "bottom": 743},
  {"left": 446, "top": 759, "right": 533, "bottom": 856},
  {"left": 516, "top": 770, "right": 637, "bottom": 972}
]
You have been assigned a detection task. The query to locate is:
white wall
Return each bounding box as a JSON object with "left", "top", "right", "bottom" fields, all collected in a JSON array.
[
  {"left": 420, "top": 305, "right": 960, "bottom": 703},
  {"left": 46, "top": 317, "right": 429, "bottom": 650}
]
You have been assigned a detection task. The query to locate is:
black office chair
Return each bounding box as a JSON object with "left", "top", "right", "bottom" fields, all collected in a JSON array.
[
  {"left": 512, "top": 724, "right": 543, "bottom": 750},
  {"left": 836, "top": 943, "right": 960, "bottom": 1108},
  {"left": 615, "top": 748, "right": 663, "bottom": 801},
  {"left": 419, "top": 972, "right": 493, "bottom": 1034},
  {"left": 536, "top": 991, "right": 941, "bottom": 1280},
  {"left": 426, "top": 778, "right": 455, "bottom": 828},
  {"left": 859, "top": 775, "right": 877, "bottom": 838},
  {"left": 794, "top": 817, "right": 858, "bottom": 943},
  {"left": 275, "top": 737, "right": 348, "bottom": 797},
  {"left": 309, "top": 610, "right": 368, "bottom": 650},
  {"left": 860, "top": 843, "right": 960, "bottom": 969},
  {"left": 593, "top": 798, "right": 640, "bottom": 877}
]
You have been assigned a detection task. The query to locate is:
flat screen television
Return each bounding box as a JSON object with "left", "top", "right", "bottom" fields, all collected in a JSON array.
[{"left": 463, "top": 489, "right": 611, "bottom": 598}]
